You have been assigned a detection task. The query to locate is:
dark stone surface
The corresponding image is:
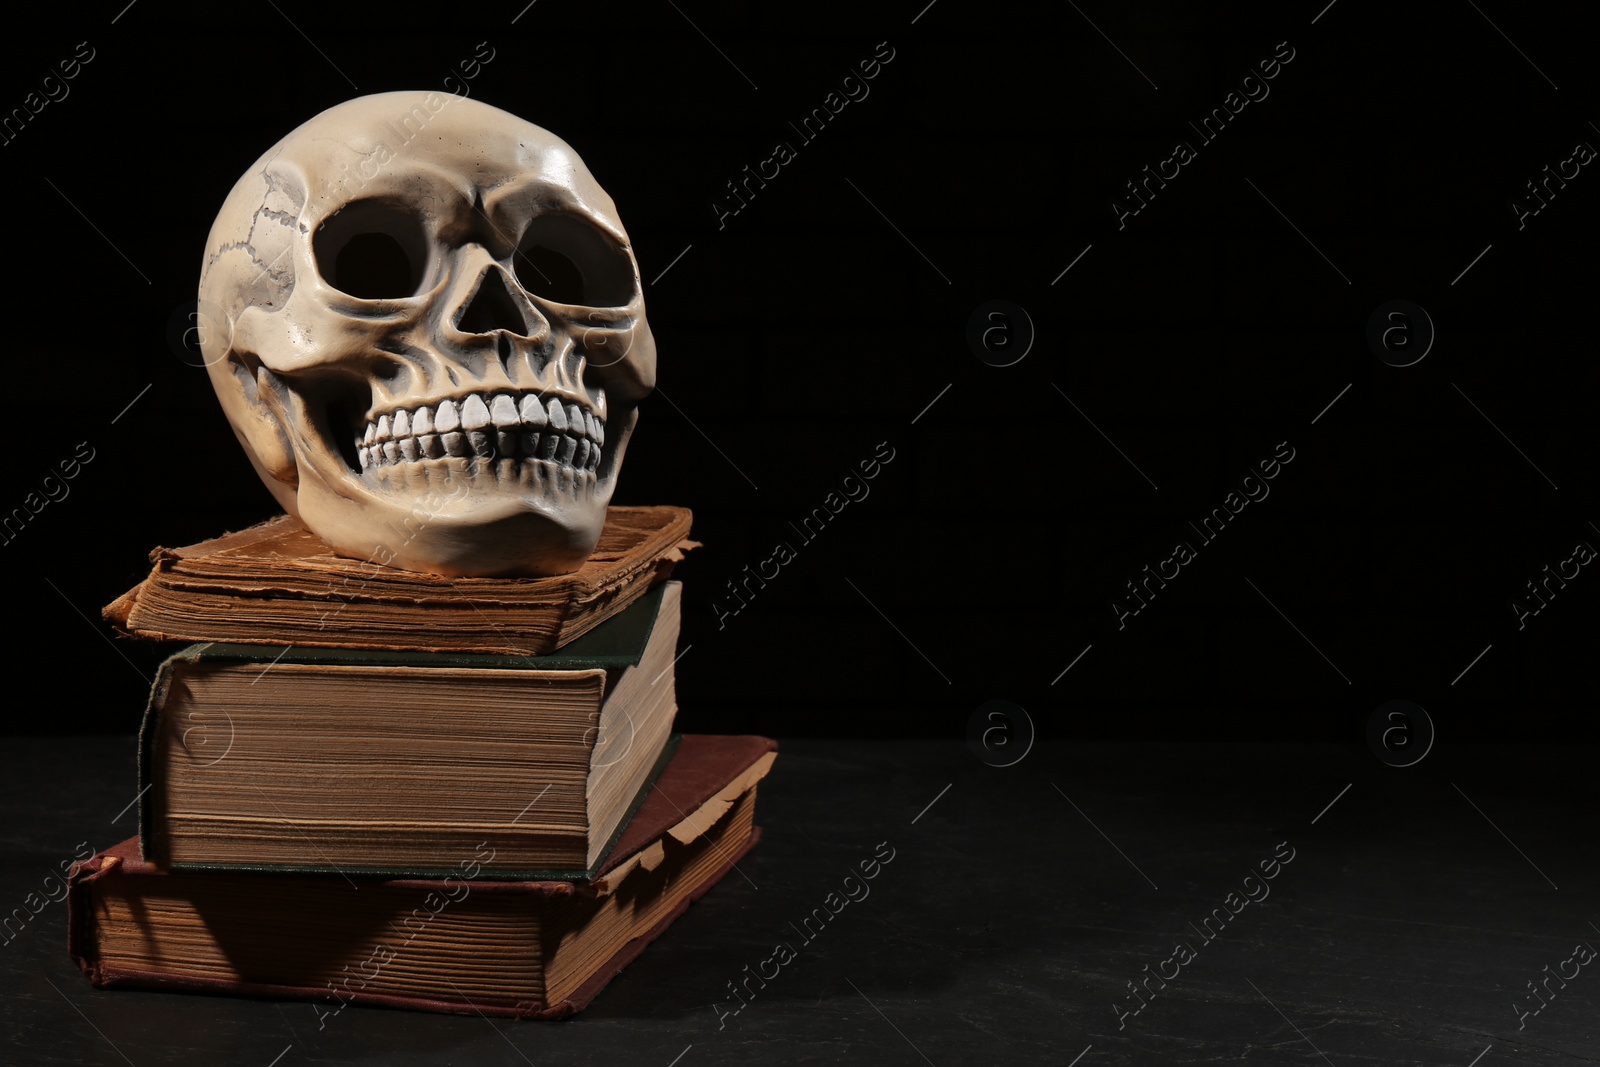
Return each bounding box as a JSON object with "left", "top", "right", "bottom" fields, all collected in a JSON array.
[{"left": 3, "top": 737, "right": 1595, "bottom": 1065}]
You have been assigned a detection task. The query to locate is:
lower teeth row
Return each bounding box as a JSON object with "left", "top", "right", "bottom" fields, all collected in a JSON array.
[{"left": 358, "top": 429, "right": 600, "bottom": 472}]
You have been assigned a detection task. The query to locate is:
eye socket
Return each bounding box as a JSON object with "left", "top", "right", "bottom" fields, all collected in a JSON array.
[
  {"left": 513, "top": 214, "right": 635, "bottom": 307},
  {"left": 313, "top": 201, "right": 429, "bottom": 299}
]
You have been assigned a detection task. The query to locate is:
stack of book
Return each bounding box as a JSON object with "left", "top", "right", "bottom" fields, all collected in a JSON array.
[{"left": 70, "top": 506, "right": 776, "bottom": 1019}]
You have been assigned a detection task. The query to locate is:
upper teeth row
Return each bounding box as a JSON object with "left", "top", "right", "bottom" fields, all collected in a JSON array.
[{"left": 361, "top": 393, "right": 604, "bottom": 449}]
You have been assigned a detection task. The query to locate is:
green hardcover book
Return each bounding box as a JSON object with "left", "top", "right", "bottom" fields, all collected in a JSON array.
[{"left": 139, "top": 583, "right": 683, "bottom": 881}]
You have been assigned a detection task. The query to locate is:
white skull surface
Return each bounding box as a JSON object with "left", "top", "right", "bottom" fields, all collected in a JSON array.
[{"left": 198, "top": 91, "right": 656, "bottom": 577}]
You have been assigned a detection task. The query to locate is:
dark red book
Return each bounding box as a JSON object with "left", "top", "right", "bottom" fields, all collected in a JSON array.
[{"left": 68, "top": 735, "right": 775, "bottom": 1020}]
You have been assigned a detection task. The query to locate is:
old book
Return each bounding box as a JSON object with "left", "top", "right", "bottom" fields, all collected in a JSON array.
[
  {"left": 71, "top": 735, "right": 777, "bottom": 1020},
  {"left": 143, "top": 583, "right": 683, "bottom": 879},
  {"left": 105, "top": 504, "right": 694, "bottom": 656}
]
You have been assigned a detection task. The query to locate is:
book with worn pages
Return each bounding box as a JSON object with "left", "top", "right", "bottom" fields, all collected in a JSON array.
[
  {"left": 71, "top": 735, "right": 777, "bottom": 1020},
  {"left": 142, "top": 582, "right": 685, "bottom": 879},
  {"left": 104, "top": 505, "right": 694, "bottom": 656}
]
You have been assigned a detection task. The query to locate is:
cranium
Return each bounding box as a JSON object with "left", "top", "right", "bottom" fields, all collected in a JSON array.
[{"left": 198, "top": 91, "right": 655, "bottom": 577}]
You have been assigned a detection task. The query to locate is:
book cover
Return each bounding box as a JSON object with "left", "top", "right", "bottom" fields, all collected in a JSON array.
[{"left": 104, "top": 505, "right": 695, "bottom": 655}]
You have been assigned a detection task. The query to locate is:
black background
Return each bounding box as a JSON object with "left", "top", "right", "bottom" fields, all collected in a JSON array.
[{"left": 1, "top": 0, "right": 1595, "bottom": 744}]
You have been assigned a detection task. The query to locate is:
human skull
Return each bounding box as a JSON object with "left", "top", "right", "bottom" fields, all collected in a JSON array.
[{"left": 198, "top": 91, "right": 656, "bottom": 577}]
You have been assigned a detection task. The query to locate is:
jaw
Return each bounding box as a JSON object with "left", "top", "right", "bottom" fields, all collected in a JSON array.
[
  {"left": 259, "top": 369, "right": 627, "bottom": 577},
  {"left": 294, "top": 485, "right": 602, "bottom": 576}
]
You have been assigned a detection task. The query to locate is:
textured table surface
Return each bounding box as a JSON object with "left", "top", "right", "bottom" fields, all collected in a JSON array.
[{"left": 3, "top": 737, "right": 1596, "bottom": 1066}]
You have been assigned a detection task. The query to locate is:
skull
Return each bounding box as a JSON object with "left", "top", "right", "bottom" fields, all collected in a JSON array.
[{"left": 198, "top": 91, "right": 656, "bottom": 577}]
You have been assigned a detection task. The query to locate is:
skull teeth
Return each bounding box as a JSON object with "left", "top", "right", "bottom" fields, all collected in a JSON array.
[
  {"left": 435, "top": 399, "right": 461, "bottom": 434},
  {"left": 462, "top": 395, "right": 492, "bottom": 432},
  {"left": 491, "top": 395, "right": 519, "bottom": 426},
  {"left": 356, "top": 391, "right": 604, "bottom": 476}
]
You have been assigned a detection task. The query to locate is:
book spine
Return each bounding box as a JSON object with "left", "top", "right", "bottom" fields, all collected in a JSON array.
[{"left": 65, "top": 853, "right": 117, "bottom": 984}]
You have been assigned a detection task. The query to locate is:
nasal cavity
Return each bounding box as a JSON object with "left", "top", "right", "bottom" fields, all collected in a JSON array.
[{"left": 456, "top": 269, "right": 527, "bottom": 336}]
